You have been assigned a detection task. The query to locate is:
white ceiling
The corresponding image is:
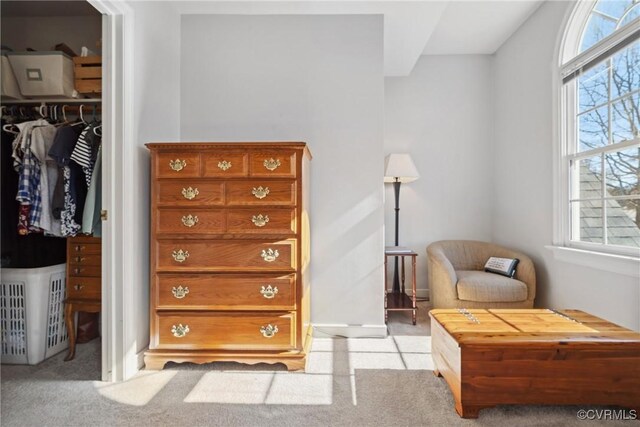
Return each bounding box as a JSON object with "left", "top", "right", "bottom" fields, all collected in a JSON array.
[
  {"left": 422, "top": 1, "right": 544, "bottom": 55},
  {"left": 0, "top": 0, "right": 545, "bottom": 75},
  {"left": 172, "top": 0, "right": 545, "bottom": 76}
]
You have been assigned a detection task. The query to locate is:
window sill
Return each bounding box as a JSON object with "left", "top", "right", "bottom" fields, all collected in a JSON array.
[{"left": 545, "top": 245, "right": 640, "bottom": 278}]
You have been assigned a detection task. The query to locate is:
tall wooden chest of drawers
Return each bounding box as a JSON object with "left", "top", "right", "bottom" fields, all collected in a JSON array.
[{"left": 144, "top": 142, "right": 312, "bottom": 370}]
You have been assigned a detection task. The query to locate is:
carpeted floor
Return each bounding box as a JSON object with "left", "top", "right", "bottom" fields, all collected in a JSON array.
[{"left": 0, "top": 303, "right": 628, "bottom": 426}]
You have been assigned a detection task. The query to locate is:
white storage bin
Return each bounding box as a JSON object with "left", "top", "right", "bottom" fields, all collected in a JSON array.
[
  {"left": 7, "top": 51, "right": 75, "bottom": 98},
  {"left": 0, "top": 264, "right": 68, "bottom": 365},
  {"left": 1, "top": 54, "right": 23, "bottom": 100}
]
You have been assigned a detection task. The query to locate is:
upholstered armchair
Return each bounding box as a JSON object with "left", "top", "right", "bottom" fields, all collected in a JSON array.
[{"left": 427, "top": 240, "right": 535, "bottom": 309}]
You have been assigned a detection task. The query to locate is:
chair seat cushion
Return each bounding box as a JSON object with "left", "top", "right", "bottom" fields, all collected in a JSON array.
[{"left": 456, "top": 270, "right": 528, "bottom": 303}]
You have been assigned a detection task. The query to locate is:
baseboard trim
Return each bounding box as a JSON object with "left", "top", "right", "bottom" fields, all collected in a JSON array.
[
  {"left": 312, "top": 324, "right": 388, "bottom": 338},
  {"left": 136, "top": 348, "right": 147, "bottom": 369},
  {"left": 416, "top": 289, "right": 429, "bottom": 299}
]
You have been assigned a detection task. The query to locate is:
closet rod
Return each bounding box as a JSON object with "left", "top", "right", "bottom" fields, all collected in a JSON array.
[{"left": 1, "top": 98, "right": 101, "bottom": 105}]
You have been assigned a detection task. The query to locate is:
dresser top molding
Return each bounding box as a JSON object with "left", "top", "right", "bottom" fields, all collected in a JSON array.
[{"left": 145, "top": 141, "right": 312, "bottom": 158}]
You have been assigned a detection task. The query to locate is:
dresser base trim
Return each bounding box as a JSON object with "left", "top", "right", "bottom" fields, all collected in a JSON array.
[{"left": 144, "top": 349, "right": 307, "bottom": 371}]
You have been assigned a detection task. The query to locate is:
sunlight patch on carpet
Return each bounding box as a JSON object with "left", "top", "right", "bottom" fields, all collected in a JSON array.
[
  {"left": 265, "top": 373, "right": 333, "bottom": 405},
  {"left": 93, "top": 370, "right": 177, "bottom": 406},
  {"left": 184, "top": 372, "right": 274, "bottom": 404},
  {"left": 393, "top": 335, "right": 431, "bottom": 353},
  {"left": 349, "top": 352, "right": 406, "bottom": 370},
  {"left": 183, "top": 371, "right": 333, "bottom": 405},
  {"left": 346, "top": 337, "right": 397, "bottom": 352}
]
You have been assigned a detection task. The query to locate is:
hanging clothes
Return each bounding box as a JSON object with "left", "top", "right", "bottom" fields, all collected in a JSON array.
[
  {"left": 48, "top": 125, "right": 85, "bottom": 236},
  {"left": 82, "top": 144, "right": 102, "bottom": 236},
  {"left": 13, "top": 119, "right": 49, "bottom": 234},
  {"left": 70, "top": 122, "right": 100, "bottom": 187},
  {"left": 1, "top": 115, "right": 66, "bottom": 268},
  {"left": 30, "top": 124, "right": 62, "bottom": 236}
]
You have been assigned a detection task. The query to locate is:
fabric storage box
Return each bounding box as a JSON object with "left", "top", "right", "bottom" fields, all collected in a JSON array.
[
  {"left": 7, "top": 51, "right": 75, "bottom": 98},
  {"left": 0, "top": 264, "right": 68, "bottom": 365},
  {"left": 1, "top": 54, "right": 23, "bottom": 100}
]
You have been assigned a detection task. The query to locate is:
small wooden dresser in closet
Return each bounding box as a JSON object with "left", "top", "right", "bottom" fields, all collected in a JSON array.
[
  {"left": 144, "top": 142, "right": 311, "bottom": 370},
  {"left": 65, "top": 235, "right": 101, "bottom": 361}
]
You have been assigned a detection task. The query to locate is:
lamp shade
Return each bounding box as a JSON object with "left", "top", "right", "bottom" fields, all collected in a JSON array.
[{"left": 384, "top": 153, "right": 419, "bottom": 183}]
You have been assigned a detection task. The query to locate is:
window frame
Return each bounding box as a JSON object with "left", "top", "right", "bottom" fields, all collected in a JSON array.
[{"left": 556, "top": 1, "right": 640, "bottom": 258}]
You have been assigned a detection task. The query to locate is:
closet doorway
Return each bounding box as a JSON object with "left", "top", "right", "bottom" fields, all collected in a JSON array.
[{"left": 1, "top": 1, "right": 111, "bottom": 381}]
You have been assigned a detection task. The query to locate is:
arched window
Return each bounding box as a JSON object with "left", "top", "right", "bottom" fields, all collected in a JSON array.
[{"left": 559, "top": 1, "right": 640, "bottom": 255}]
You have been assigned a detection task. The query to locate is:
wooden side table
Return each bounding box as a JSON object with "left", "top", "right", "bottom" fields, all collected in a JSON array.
[
  {"left": 384, "top": 246, "right": 417, "bottom": 324},
  {"left": 64, "top": 235, "right": 101, "bottom": 361}
]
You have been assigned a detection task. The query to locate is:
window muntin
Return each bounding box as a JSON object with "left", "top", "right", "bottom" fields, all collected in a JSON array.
[
  {"left": 581, "top": 1, "right": 640, "bottom": 52},
  {"left": 565, "top": 2, "right": 640, "bottom": 254}
]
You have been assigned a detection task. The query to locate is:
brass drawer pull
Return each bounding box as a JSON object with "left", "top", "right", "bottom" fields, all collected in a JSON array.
[
  {"left": 171, "top": 324, "right": 190, "bottom": 338},
  {"left": 169, "top": 159, "right": 186, "bottom": 171},
  {"left": 260, "top": 324, "right": 278, "bottom": 338},
  {"left": 74, "top": 245, "right": 85, "bottom": 251},
  {"left": 73, "top": 284, "right": 85, "bottom": 291},
  {"left": 252, "top": 186, "right": 270, "bottom": 199},
  {"left": 73, "top": 268, "right": 84, "bottom": 274},
  {"left": 252, "top": 214, "right": 269, "bottom": 227},
  {"left": 75, "top": 257, "right": 86, "bottom": 263},
  {"left": 260, "top": 285, "right": 278, "bottom": 299},
  {"left": 181, "top": 215, "right": 199, "bottom": 227},
  {"left": 218, "top": 160, "right": 232, "bottom": 171},
  {"left": 172, "top": 286, "right": 189, "bottom": 299},
  {"left": 172, "top": 249, "right": 189, "bottom": 263},
  {"left": 181, "top": 187, "right": 199, "bottom": 200},
  {"left": 261, "top": 248, "right": 279, "bottom": 262},
  {"left": 263, "top": 158, "right": 281, "bottom": 171}
]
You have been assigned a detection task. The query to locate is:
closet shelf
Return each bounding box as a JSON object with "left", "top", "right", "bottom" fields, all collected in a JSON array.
[{"left": 1, "top": 98, "right": 101, "bottom": 104}]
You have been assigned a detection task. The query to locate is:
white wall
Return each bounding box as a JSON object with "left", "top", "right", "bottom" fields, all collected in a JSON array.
[
  {"left": 384, "top": 55, "right": 494, "bottom": 297},
  {"left": 492, "top": 1, "right": 640, "bottom": 330},
  {"left": 180, "top": 15, "right": 386, "bottom": 333},
  {"left": 126, "top": 1, "right": 181, "bottom": 368},
  {"left": 1, "top": 16, "right": 102, "bottom": 55}
]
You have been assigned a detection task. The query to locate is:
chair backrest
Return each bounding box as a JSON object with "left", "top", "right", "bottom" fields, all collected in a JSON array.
[{"left": 430, "top": 240, "right": 510, "bottom": 271}]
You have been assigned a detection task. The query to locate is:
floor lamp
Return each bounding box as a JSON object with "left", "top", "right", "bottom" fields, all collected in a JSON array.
[{"left": 384, "top": 153, "right": 419, "bottom": 294}]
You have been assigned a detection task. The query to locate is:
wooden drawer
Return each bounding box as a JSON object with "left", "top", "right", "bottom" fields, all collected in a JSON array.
[
  {"left": 156, "top": 312, "right": 295, "bottom": 350},
  {"left": 156, "top": 209, "right": 225, "bottom": 234},
  {"left": 68, "top": 253, "right": 101, "bottom": 266},
  {"left": 227, "top": 208, "right": 296, "bottom": 234},
  {"left": 249, "top": 151, "right": 296, "bottom": 178},
  {"left": 155, "top": 152, "right": 200, "bottom": 178},
  {"left": 68, "top": 265, "right": 101, "bottom": 277},
  {"left": 67, "top": 277, "right": 101, "bottom": 300},
  {"left": 68, "top": 242, "right": 101, "bottom": 255},
  {"left": 202, "top": 152, "right": 248, "bottom": 177},
  {"left": 156, "top": 274, "right": 296, "bottom": 310},
  {"left": 156, "top": 240, "right": 296, "bottom": 271},
  {"left": 156, "top": 181, "right": 224, "bottom": 206},
  {"left": 225, "top": 181, "right": 296, "bottom": 206}
]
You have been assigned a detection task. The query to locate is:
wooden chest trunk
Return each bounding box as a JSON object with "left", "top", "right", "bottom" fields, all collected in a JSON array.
[
  {"left": 430, "top": 309, "right": 640, "bottom": 418},
  {"left": 145, "top": 142, "right": 312, "bottom": 370}
]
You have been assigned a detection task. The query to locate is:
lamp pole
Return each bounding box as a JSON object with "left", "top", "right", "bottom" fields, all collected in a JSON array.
[{"left": 392, "top": 178, "right": 401, "bottom": 293}]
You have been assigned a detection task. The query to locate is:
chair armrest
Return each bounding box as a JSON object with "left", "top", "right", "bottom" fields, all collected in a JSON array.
[
  {"left": 513, "top": 254, "right": 536, "bottom": 300},
  {"left": 427, "top": 244, "right": 459, "bottom": 308}
]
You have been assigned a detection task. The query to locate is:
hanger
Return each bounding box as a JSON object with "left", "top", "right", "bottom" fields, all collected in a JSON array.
[
  {"left": 39, "top": 104, "right": 47, "bottom": 119},
  {"left": 93, "top": 123, "right": 102, "bottom": 137},
  {"left": 3, "top": 123, "right": 19, "bottom": 135},
  {"left": 67, "top": 104, "right": 87, "bottom": 127}
]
